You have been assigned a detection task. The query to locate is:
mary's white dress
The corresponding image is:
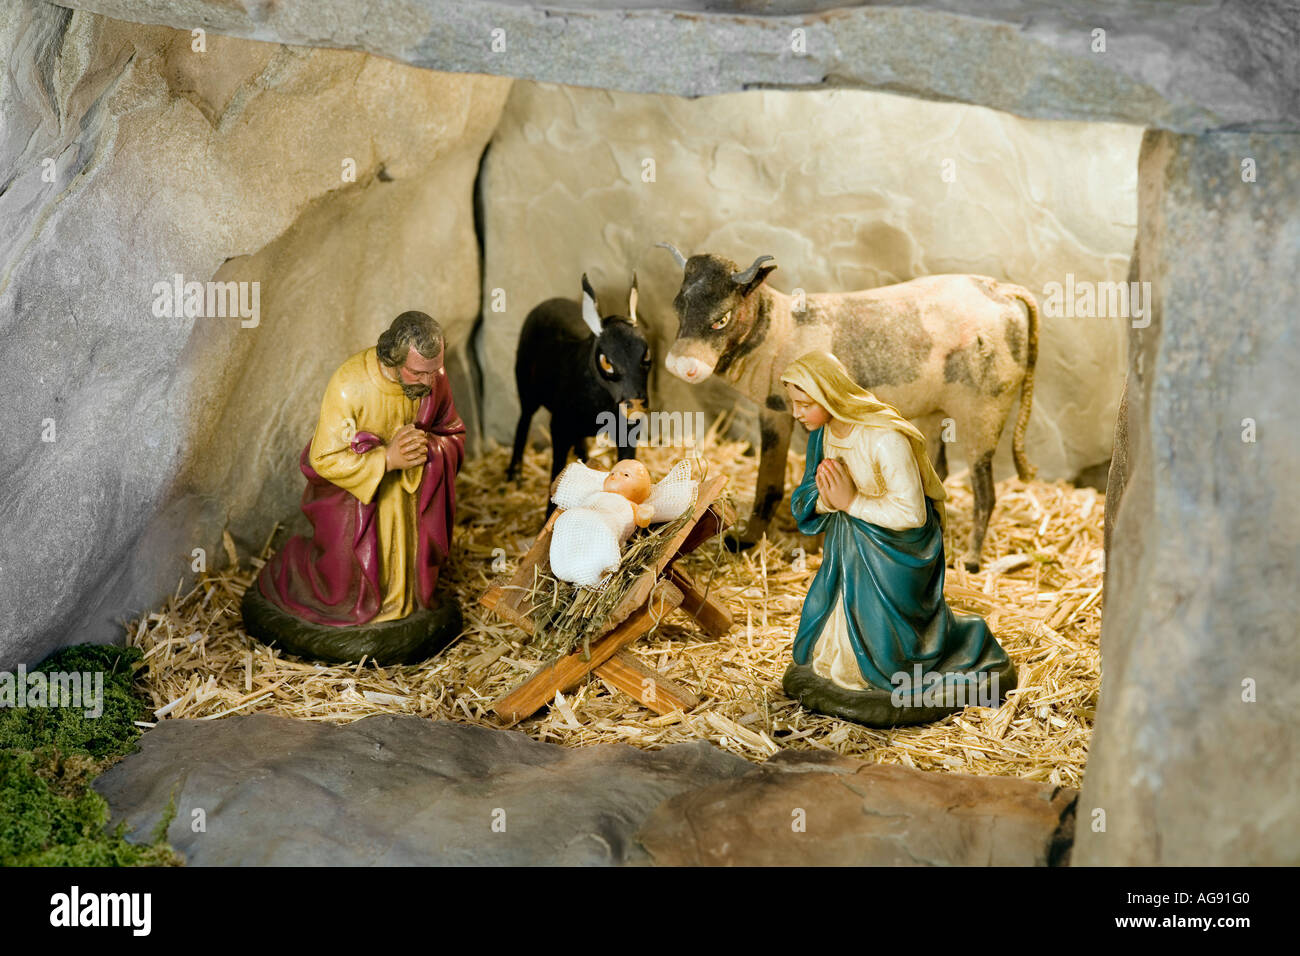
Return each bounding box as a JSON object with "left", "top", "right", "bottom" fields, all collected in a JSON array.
[{"left": 810, "top": 423, "right": 930, "bottom": 690}]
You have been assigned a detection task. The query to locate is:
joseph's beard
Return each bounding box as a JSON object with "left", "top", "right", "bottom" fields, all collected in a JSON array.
[
  {"left": 401, "top": 382, "right": 431, "bottom": 401},
  {"left": 379, "top": 361, "right": 433, "bottom": 400}
]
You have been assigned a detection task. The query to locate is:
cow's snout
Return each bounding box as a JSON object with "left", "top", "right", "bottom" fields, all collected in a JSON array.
[{"left": 666, "top": 352, "right": 714, "bottom": 384}]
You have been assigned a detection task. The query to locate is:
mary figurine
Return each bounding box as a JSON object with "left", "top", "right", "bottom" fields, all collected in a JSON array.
[{"left": 779, "top": 351, "right": 1017, "bottom": 726}]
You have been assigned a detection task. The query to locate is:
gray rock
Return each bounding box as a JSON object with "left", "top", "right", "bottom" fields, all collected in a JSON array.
[
  {"left": 1104, "top": 380, "right": 1129, "bottom": 559},
  {"left": 1076, "top": 130, "right": 1300, "bottom": 865},
  {"left": 637, "top": 750, "right": 1077, "bottom": 866},
  {"left": 93, "top": 714, "right": 754, "bottom": 865},
  {"left": 1102, "top": 242, "right": 1140, "bottom": 558},
  {"left": 96, "top": 714, "right": 1081, "bottom": 866},
  {"left": 59, "top": 0, "right": 1300, "bottom": 134}
]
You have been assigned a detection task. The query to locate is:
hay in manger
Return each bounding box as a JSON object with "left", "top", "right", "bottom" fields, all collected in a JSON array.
[{"left": 519, "top": 501, "right": 701, "bottom": 662}]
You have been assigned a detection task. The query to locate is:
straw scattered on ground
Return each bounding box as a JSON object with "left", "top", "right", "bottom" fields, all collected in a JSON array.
[{"left": 127, "top": 421, "right": 1104, "bottom": 788}]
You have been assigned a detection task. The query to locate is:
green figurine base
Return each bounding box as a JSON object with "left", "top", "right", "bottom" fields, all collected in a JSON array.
[
  {"left": 240, "top": 586, "right": 463, "bottom": 666},
  {"left": 782, "top": 659, "right": 1018, "bottom": 728}
]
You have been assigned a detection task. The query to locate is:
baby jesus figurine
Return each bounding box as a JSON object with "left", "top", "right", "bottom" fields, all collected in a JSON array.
[{"left": 548, "top": 459, "right": 697, "bottom": 588}]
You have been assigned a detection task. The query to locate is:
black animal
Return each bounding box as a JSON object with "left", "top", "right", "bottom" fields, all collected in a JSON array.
[{"left": 508, "top": 274, "right": 652, "bottom": 499}]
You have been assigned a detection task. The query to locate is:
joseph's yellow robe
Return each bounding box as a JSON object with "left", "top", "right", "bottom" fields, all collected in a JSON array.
[{"left": 307, "top": 347, "right": 428, "bottom": 622}]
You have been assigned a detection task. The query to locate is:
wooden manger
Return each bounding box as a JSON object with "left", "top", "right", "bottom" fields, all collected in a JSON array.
[{"left": 479, "top": 473, "right": 735, "bottom": 725}]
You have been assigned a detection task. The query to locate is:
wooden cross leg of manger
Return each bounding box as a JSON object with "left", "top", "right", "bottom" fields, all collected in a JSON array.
[{"left": 480, "top": 474, "right": 734, "bottom": 726}]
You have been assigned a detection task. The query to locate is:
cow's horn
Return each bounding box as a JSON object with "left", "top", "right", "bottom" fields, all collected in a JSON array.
[
  {"left": 732, "top": 255, "right": 775, "bottom": 285},
  {"left": 655, "top": 241, "right": 688, "bottom": 270}
]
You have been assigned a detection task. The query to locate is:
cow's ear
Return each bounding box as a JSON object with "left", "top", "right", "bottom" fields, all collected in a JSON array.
[
  {"left": 580, "top": 274, "right": 602, "bottom": 336},
  {"left": 743, "top": 264, "right": 778, "bottom": 295}
]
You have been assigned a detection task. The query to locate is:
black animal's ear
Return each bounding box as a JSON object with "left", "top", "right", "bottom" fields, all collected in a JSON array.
[{"left": 580, "top": 273, "right": 602, "bottom": 336}]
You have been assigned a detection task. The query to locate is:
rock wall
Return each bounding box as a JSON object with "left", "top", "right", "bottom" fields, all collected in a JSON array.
[
  {"left": 1075, "top": 130, "right": 1300, "bottom": 865},
  {"left": 0, "top": 2, "right": 511, "bottom": 668},
  {"left": 478, "top": 81, "right": 1142, "bottom": 483}
]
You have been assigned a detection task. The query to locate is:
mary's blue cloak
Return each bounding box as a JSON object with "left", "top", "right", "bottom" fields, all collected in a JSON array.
[{"left": 791, "top": 426, "right": 1011, "bottom": 691}]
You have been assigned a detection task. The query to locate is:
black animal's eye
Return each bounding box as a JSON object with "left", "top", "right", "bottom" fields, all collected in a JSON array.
[
  {"left": 641, "top": 354, "right": 652, "bottom": 368},
  {"left": 598, "top": 353, "right": 615, "bottom": 375},
  {"left": 711, "top": 310, "right": 732, "bottom": 331}
]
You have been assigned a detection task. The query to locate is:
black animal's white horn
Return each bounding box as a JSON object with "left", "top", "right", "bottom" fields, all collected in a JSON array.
[
  {"left": 732, "top": 255, "right": 775, "bottom": 285},
  {"left": 655, "top": 241, "right": 688, "bottom": 269}
]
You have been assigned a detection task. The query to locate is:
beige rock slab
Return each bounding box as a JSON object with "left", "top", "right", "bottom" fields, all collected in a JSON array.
[{"left": 637, "top": 752, "right": 1077, "bottom": 866}]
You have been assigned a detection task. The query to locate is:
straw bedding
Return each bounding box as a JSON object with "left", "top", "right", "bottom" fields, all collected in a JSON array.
[{"left": 127, "top": 419, "right": 1103, "bottom": 787}]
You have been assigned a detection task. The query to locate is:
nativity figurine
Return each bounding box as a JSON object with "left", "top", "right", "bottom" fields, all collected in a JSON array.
[
  {"left": 241, "top": 311, "right": 466, "bottom": 665},
  {"left": 548, "top": 459, "right": 696, "bottom": 588},
  {"left": 779, "top": 350, "right": 1017, "bottom": 726}
]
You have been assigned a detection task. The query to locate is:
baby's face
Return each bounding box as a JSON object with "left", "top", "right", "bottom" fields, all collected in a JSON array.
[{"left": 603, "top": 460, "right": 652, "bottom": 503}]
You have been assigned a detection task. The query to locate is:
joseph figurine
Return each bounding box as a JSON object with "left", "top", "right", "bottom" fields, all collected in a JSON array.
[{"left": 242, "top": 311, "right": 467, "bottom": 664}]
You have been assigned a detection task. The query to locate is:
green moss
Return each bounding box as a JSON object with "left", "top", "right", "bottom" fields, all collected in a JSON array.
[
  {"left": 0, "top": 644, "right": 151, "bottom": 758},
  {"left": 0, "top": 644, "right": 180, "bottom": 867}
]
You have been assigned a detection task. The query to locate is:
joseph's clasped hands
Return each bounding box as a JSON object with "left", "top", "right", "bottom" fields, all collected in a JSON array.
[{"left": 385, "top": 423, "right": 430, "bottom": 471}]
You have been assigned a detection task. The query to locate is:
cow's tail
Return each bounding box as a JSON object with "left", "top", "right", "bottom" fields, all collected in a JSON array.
[{"left": 1001, "top": 283, "right": 1039, "bottom": 482}]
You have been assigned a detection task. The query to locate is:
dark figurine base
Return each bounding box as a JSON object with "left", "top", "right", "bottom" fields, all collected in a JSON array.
[
  {"left": 782, "top": 659, "right": 1018, "bottom": 728},
  {"left": 241, "top": 586, "right": 463, "bottom": 666}
]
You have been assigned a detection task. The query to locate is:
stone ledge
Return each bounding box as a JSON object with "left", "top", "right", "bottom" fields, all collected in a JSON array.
[
  {"left": 94, "top": 713, "right": 1077, "bottom": 865},
  {"left": 57, "top": 0, "right": 1300, "bottom": 133},
  {"left": 638, "top": 749, "right": 1077, "bottom": 865}
]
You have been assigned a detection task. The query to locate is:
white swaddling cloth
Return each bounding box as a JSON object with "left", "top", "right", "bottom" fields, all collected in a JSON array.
[{"left": 548, "top": 460, "right": 697, "bottom": 588}]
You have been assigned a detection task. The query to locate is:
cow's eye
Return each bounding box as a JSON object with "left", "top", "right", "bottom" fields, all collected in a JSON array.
[
  {"left": 711, "top": 310, "right": 732, "bottom": 331},
  {"left": 640, "top": 353, "right": 652, "bottom": 368},
  {"left": 599, "top": 353, "right": 615, "bottom": 375}
]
